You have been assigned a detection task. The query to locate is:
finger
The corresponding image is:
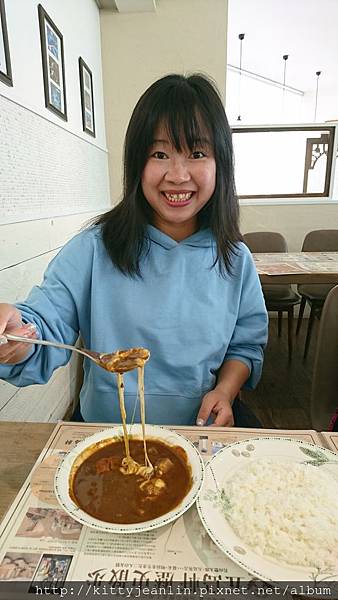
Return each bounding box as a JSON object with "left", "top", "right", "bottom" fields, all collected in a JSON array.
[
  {"left": 0, "top": 342, "right": 26, "bottom": 361},
  {"left": 0, "top": 325, "right": 36, "bottom": 348},
  {"left": 1, "top": 324, "right": 37, "bottom": 349},
  {"left": 0, "top": 305, "right": 22, "bottom": 334},
  {"left": 0, "top": 324, "right": 37, "bottom": 362},
  {"left": 196, "top": 395, "right": 215, "bottom": 426},
  {"left": 210, "top": 407, "right": 234, "bottom": 427},
  {"left": 7, "top": 322, "right": 37, "bottom": 336},
  {"left": 0, "top": 340, "right": 34, "bottom": 364},
  {"left": 210, "top": 418, "right": 234, "bottom": 427}
]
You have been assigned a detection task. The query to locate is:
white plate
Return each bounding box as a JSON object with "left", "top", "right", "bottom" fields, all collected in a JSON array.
[
  {"left": 55, "top": 424, "right": 204, "bottom": 534},
  {"left": 196, "top": 436, "right": 338, "bottom": 581}
]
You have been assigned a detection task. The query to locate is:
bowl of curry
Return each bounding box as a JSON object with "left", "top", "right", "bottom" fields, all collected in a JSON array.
[{"left": 54, "top": 424, "right": 204, "bottom": 533}]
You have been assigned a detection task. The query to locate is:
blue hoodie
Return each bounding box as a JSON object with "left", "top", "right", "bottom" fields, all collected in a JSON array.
[{"left": 0, "top": 225, "right": 268, "bottom": 425}]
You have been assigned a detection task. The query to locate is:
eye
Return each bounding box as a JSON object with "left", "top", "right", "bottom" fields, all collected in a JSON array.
[
  {"left": 151, "top": 151, "right": 168, "bottom": 159},
  {"left": 191, "top": 150, "right": 207, "bottom": 159}
]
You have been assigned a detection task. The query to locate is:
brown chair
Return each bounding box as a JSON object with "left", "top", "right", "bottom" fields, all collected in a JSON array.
[
  {"left": 296, "top": 229, "right": 338, "bottom": 359},
  {"left": 310, "top": 285, "right": 338, "bottom": 430},
  {"left": 243, "top": 232, "right": 300, "bottom": 359}
]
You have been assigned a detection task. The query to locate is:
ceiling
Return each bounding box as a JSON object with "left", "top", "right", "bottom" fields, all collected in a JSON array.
[
  {"left": 94, "top": 0, "right": 337, "bottom": 117},
  {"left": 227, "top": 0, "right": 338, "bottom": 93}
]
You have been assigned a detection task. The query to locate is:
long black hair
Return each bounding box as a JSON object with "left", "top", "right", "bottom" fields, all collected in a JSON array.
[{"left": 94, "top": 73, "right": 242, "bottom": 276}]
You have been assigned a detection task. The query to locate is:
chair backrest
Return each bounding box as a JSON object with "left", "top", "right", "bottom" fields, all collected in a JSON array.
[
  {"left": 243, "top": 231, "right": 288, "bottom": 253},
  {"left": 310, "top": 285, "right": 338, "bottom": 430},
  {"left": 301, "top": 229, "right": 338, "bottom": 252}
]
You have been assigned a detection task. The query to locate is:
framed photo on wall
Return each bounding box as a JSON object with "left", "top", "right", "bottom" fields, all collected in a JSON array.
[
  {"left": 79, "top": 57, "right": 95, "bottom": 137},
  {"left": 0, "top": 0, "right": 12, "bottom": 86},
  {"left": 38, "top": 4, "right": 67, "bottom": 120}
]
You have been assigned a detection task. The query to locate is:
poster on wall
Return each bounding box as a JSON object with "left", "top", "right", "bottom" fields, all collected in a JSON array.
[
  {"left": 0, "top": 0, "right": 12, "bottom": 86},
  {"left": 38, "top": 4, "right": 67, "bottom": 120},
  {"left": 79, "top": 57, "right": 96, "bottom": 137}
]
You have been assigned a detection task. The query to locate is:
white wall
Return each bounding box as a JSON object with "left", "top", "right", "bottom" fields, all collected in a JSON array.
[
  {"left": 240, "top": 203, "right": 338, "bottom": 251},
  {"left": 0, "top": 0, "right": 111, "bottom": 422},
  {"left": 100, "top": 0, "right": 228, "bottom": 200},
  {"left": 3, "top": 0, "right": 107, "bottom": 149}
]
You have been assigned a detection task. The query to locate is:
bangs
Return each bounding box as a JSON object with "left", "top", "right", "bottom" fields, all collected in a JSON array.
[
  {"left": 100, "top": 73, "right": 240, "bottom": 278},
  {"left": 151, "top": 87, "right": 213, "bottom": 152}
]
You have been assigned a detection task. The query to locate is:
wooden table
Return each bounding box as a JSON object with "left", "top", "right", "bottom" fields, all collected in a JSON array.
[
  {"left": 254, "top": 251, "right": 338, "bottom": 284},
  {"left": 0, "top": 422, "right": 54, "bottom": 521}
]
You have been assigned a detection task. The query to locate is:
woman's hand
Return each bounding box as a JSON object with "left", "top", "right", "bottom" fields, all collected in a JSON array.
[
  {"left": 0, "top": 303, "right": 36, "bottom": 364},
  {"left": 196, "top": 389, "right": 234, "bottom": 427},
  {"left": 196, "top": 359, "right": 250, "bottom": 427}
]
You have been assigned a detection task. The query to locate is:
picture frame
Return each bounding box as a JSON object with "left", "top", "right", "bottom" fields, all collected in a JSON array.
[
  {"left": 79, "top": 57, "right": 95, "bottom": 137},
  {"left": 0, "top": 0, "right": 12, "bottom": 86},
  {"left": 38, "top": 4, "right": 67, "bottom": 120}
]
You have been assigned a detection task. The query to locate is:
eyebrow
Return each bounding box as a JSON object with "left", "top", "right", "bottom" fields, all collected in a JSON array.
[
  {"left": 152, "top": 137, "right": 211, "bottom": 146},
  {"left": 152, "top": 139, "right": 170, "bottom": 145}
]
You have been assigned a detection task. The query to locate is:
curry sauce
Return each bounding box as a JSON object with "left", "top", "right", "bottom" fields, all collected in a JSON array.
[{"left": 69, "top": 438, "right": 192, "bottom": 524}]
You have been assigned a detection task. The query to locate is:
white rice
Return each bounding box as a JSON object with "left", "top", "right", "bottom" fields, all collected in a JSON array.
[{"left": 223, "top": 459, "right": 338, "bottom": 569}]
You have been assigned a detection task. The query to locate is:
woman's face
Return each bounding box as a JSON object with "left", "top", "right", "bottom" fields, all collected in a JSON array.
[{"left": 141, "top": 125, "right": 216, "bottom": 240}]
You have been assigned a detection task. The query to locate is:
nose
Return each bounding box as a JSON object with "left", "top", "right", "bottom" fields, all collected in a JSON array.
[{"left": 164, "top": 156, "right": 191, "bottom": 184}]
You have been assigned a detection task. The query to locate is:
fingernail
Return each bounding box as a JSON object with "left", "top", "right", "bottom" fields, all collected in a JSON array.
[
  {"left": 25, "top": 323, "right": 36, "bottom": 332},
  {"left": 196, "top": 418, "right": 205, "bottom": 426},
  {"left": 0, "top": 335, "right": 8, "bottom": 345}
]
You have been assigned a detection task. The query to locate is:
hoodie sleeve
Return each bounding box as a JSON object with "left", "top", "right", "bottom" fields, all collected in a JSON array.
[
  {"left": 224, "top": 244, "right": 268, "bottom": 389},
  {"left": 0, "top": 231, "right": 94, "bottom": 387}
]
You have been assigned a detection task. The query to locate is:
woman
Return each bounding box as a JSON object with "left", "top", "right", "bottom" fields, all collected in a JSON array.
[{"left": 0, "top": 74, "right": 268, "bottom": 426}]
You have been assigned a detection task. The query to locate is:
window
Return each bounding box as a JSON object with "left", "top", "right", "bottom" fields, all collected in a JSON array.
[{"left": 232, "top": 126, "right": 336, "bottom": 199}]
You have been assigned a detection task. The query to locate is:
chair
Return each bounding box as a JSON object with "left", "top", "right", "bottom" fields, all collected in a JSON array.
[
  {"left": 243, "top": 232, "right": 300, "bottom": 359},
  {"left": 310, "top": 285, "right": 338, "bottom": 430},
  {"left": 296, "top": 229, "right": 338, "bottom": 359}
]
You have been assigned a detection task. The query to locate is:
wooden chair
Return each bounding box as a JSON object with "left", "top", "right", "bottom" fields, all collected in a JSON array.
[
  {"left": 310, "top": 285, "right": 338, "bottom": 430},
  {"left": 244, "top": 232, "right": 300, "bottom": 359},
  {"left": 296, "top": 229, "right": 338, "bottom": 359}
]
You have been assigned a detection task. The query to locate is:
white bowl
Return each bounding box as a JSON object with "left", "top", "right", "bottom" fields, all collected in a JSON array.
[{"left": 54, "top": 424, "right": 204, "bottom": 534}]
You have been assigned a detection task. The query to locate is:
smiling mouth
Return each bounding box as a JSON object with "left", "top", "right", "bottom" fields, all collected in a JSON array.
[{"left": 162, "top": 192, "right": 194, "bottom": 205}]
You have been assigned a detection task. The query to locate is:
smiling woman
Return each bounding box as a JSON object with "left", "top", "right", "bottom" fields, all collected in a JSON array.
[
  {"left": 0, "top": 73, "right": 268, "bottom": 428},
  {"left": 141, "top": 127, "right": 216, "bottom": 241}
]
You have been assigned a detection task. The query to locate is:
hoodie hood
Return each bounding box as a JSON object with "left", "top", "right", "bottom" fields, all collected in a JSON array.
[{"left": 146, "top": 224, "right": 215, "bottom": 250}]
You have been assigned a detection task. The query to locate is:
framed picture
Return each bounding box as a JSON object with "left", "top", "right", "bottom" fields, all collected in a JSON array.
[
  {"left": 0, "top": 0, "right": 12, "bottom": 86},
  {"left": 79, "top": 57, "right": 95, "bottom": 137},
  {"left": 38, "top": 4, "right": 67, "bottom": 120}
]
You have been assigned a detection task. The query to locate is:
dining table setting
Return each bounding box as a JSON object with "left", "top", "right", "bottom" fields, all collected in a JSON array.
[
  {"left": 0, "top": 420, "right": 337, "bottom": 599},
  {"left": 254, "top": 251, "right": 338, "bottom": 284}
]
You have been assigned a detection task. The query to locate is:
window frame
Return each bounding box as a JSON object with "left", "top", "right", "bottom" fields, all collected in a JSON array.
[{"left": 231, "top": 125, "right": 336, "bottom": 200}]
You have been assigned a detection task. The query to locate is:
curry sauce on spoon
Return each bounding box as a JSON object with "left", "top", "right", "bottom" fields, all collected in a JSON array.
[
  {"left": 97, "top": 347, "right": 150, "bottom": 373},
  {"left": 99, "top": 347, "right": 153, "bottom": 476}
]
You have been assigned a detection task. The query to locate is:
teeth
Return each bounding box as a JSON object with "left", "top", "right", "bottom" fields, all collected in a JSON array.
[{"left": 164, "top": 192, "right": 193, "bottom": 202}]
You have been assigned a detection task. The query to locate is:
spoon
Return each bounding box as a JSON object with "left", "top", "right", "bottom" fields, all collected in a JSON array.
[{"left": 0, "top": 333, "right": 150, "bottom": 373}]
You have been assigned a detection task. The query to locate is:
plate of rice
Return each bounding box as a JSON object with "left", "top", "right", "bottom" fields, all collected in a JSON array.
[{"left": 196, "top": 437, "right": 338, "bottom": 581}]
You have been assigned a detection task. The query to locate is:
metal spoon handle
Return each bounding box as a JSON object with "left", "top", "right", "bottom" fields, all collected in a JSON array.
[{"left": 1, "top": 333, "right": 98, "bottom": 363}]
